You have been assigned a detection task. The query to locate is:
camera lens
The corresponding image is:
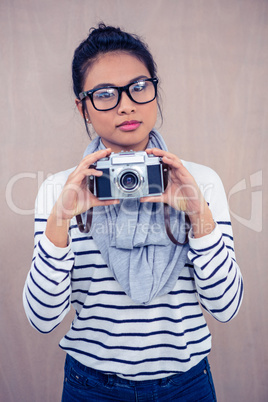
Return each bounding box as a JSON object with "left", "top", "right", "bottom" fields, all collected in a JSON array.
[{"left": 119, "top": 171, "right": 139, "bottom": 192}]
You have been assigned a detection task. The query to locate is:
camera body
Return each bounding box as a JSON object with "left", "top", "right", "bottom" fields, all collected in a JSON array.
[{"left": 90, "top": 151, "right": 168, "bottom": 200}]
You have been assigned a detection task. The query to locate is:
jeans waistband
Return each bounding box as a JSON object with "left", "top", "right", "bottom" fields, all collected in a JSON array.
[{"left": 65, "top": 354, "right": 208, "bottom": 387}]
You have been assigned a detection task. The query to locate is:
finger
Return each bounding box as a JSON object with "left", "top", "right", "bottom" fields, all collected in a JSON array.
[
  {"left": 145, "top": 147, "right": 166, "bottom": 157},
  {"left": 161, "top": 155, "right": 183, "bottom": 171},
  {"left": 146, "top": 148, "right": 178, "bottom": 160},
  {"left": 146, "top": 148, "right": 183, "bottom": 167},
  {"left": 70, "top": 149, "right": 112, "bottom": 181},
  {"left": 79, "top": 148, "right": 112, "bottom": 169},
  {"left": 140, "top": 195, "right": 163, "bottom": 203},
  {"left": 85, "top": 167, "right": 103, "bottom": 177},
  {"left": 100, "top": 199, "right": 120, "bottom": 206},
  {"left": 92, "top": 198, "right": 120, "bottom": 208}
]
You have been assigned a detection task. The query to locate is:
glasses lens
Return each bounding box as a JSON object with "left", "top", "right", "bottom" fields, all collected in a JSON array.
[
  {"left": 129, "top": 80, "right": 156, "bottom": 104},
  {"left": 93, "top": 88, "right": 118, "bottom": 111}
]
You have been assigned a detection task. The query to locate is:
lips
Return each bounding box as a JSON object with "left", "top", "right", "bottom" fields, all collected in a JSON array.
[{"left": 117, "top": 120, "right": 141, "bottom": 131}]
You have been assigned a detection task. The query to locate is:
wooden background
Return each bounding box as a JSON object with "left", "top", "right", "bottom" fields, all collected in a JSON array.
[{"left": 1, "top": 0, "right": 267, "bottom": 401}]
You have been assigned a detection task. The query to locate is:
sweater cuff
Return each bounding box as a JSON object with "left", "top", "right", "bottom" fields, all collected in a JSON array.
[
  {"left": 188, "top": 222, "right": 222, "bottom": 254},
  {"left": 39, "top": 233, "right": 72, "bottom": 260}
]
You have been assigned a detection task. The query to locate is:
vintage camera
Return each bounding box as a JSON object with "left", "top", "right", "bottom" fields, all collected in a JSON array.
[{"left": 89, "top": 151, "right": 169, "bottom": 200}]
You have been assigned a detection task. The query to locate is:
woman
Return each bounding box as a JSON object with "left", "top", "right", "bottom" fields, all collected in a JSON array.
[{"left": 23, "top": 24, "right": 243, "bottom": 401}]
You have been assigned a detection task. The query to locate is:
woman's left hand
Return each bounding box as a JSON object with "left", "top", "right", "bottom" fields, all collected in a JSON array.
[{"left": 140, "top": 148, "right": 215, "bottom": 238}]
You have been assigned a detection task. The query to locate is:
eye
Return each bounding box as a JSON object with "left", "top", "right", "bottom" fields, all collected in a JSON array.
[
  {"left": 131, "top": 81, "right": 147, "bottom": 92},
  {"left": 94, "top": 88, "right": 116, "bottom": 100}
]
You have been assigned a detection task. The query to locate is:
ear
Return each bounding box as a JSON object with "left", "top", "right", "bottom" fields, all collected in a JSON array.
[{"left": 75, "top": 99, "right": 91, "bottom": 123}]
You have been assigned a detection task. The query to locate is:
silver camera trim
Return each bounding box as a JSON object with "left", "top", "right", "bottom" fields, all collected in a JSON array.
[
  {"left": 116, "top": 168, "right": 143, "bottom": 194},
  {"left": 94, "top": 151, "right": 165, "bottom": 200}
]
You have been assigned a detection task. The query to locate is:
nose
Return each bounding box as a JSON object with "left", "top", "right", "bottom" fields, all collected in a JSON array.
[{"left": 117, "top": 91, "right": 136, "bottom": 114}]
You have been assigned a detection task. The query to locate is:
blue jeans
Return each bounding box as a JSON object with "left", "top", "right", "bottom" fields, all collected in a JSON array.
[{"left": 61, "top": 354, "right": 217, "bottom": 401}]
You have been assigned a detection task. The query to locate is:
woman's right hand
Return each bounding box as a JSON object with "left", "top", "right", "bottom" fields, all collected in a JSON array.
[
  {"left": 45, "top": 148, "right": 119, "bottom": 247},
  {"left": 53, "top": 148, "right": 119, "bottom": 221}
]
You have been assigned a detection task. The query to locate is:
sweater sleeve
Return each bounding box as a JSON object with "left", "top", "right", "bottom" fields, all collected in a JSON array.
[
  {"left": 23, "top": 170, "right": 75, "bottom": 333},
  {"left": 187, "top": 167, "right": 243, "bottom": 323}
]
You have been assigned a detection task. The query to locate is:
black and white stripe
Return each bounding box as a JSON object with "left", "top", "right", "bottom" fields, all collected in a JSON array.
[{"left": 23, "top": 161, "right": 243, "bottom": 380}]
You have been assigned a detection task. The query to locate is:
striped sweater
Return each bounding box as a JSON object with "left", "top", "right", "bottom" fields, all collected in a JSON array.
[{"left": 23, "top": 160, "right": 243, "bottom": 381}]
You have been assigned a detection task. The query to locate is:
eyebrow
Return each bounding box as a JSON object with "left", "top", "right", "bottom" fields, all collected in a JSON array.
[{"left": 92, "top": 75, "right": 150, "bottom": 90}]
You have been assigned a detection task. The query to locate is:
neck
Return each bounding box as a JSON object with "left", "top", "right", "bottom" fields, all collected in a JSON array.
[{"left": 101, "top": 139, "right": 149, "bottom": 153}]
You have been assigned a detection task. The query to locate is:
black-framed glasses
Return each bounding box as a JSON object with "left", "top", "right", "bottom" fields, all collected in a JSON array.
[{"left": 79, "top": 78, "right": 158, "bottom": 111}]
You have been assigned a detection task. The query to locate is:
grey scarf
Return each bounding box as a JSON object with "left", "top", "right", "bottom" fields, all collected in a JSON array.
[{"left": 82, "top": 130, "right": 189, "bottom": 304}]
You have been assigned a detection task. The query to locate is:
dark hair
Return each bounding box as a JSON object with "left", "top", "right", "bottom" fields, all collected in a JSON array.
[{"left": 72, "top": 23, "right": 162, "bottom": 137}]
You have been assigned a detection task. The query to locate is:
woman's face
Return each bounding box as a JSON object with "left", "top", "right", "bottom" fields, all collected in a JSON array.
[{"left": 77, "top": 52, "right": 158, "bottom": 153}]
